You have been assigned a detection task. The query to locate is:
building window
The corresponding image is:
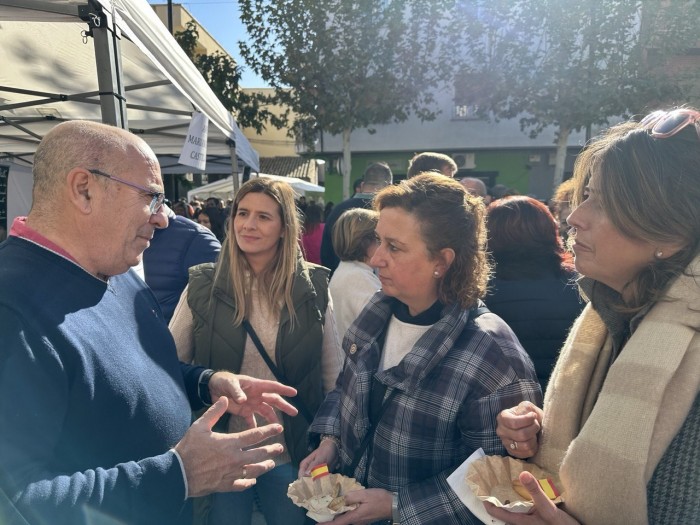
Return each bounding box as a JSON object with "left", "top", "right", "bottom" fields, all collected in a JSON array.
[{"left": 453, "top": 104, "right": 480, "bottom": 120}]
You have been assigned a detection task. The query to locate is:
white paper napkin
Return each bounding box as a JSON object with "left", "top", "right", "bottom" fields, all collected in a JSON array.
[{"left": 446, "top": 448, "right": 507, "bottom": 525}]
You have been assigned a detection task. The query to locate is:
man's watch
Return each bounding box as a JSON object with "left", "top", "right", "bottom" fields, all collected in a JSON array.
[{"left": 198, "top": 369, "right": 215, "bottom": 406}]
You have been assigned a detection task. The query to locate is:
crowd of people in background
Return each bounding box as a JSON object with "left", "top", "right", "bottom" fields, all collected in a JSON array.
[{"left": 1, "top": 108, "right": 698, "bottom": 525}]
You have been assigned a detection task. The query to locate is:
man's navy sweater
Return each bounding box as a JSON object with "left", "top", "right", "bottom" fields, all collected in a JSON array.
[{"left": 0, "top": 237, "right": 206, "bottom": 525}]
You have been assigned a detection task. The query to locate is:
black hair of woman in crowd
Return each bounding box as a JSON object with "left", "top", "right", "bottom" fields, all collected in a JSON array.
[{"left": 195, "top": 207, "right": 226, "bottom": 242}]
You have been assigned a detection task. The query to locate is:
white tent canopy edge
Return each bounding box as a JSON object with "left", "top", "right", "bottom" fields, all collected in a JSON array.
[
  {"left": 187, "top": 174, "right": 325, "bottom": 202},
  {"left": 0, "top": 0, "right": 261, "bottom": 225},
  {"left": 0, "top": 0, "right": 259, "bottom": 169}
]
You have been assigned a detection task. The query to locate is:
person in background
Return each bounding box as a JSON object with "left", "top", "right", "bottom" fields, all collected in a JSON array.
[
  {"left": 0, "top": 121, "right": 297, "bottom": 525},
  {"left": 170, "top": 178, "right": 344, "bottom": 525},
  {"left": 300, "top": 201, "right": 325, "bottom": 265},
  {"left": 406, "top": 151, "right": 458, "bottom": 178},
  {"left": 321, "top": 162, "right": 393, "bottom": 274},
  {"left": 190, "top": 198, "right": 203, "bottom": 215},
  {"left": 205, "top": 196, "right": 224, "bottom": 211},
  {"left": 324, "top": 200, "right": 335, "bottom": 219},
  {"left": 172, "top": 199, "right": 195, "bottom": 219},
  {"left": 488, "top": 183, "right": 511, "bottom": 202},
  {"left": 196, "top": 207, "right": 226, "bottom": 243},
  {"left": 329, "top": 208, "right": 380, "bottom": 340},
  {"left": 485, "top": 196, "right": 583, "bottom": 393},
  {"left": 196, "top": 208, "right": 212, "bottom": 230},
  {"left": 488, "top": 108, "right": 700, "bottom": 525},
  {"left": 351, "top": 178, "right": 363, "bottom": 197},
  {"left": 460, "top": 176, "right": 488, "bottom": 200},
  {"left": 301, "top": 173, "right": 542, "bottom": 525},
  {"left": 143, "top": 204, "right": 221, "bottom": 323},
  {"left": 296, "top": 195, "right": 308, "bottom": 214},
  {"left": 550, "top": 177, "right": 577, "bottom": 239}
]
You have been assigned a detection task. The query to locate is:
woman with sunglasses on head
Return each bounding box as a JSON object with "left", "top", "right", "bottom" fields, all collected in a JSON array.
[
  {"left": 487, "top": 108, "right": 700, "bottom": 525},
  {"left": 170, "top": 178, "right": 344, "bottom": 525}
]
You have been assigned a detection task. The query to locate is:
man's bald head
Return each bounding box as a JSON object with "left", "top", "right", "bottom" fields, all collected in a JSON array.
[
  {"left": 459, "top": 177, "right": 487, "bottom": 198},
  {"left": 32, "top": 121, "right": 154, "bottom": 210},
  {"left": 407, "top": 152, "right": 458, "bottom": 179}
]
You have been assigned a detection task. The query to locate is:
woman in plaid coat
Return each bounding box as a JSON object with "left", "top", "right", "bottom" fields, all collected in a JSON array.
[{"left": 300, "top": 173, "right": 542, "bottom": 525}]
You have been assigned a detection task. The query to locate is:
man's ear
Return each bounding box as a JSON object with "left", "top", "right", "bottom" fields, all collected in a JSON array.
[{"left": 66, "top": 168, "right": 94, "bottom": 214}]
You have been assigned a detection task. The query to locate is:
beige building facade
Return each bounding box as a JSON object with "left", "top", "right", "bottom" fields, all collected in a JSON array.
[{"left": 151, "top": 4, "right": 297, "bottom": 159}]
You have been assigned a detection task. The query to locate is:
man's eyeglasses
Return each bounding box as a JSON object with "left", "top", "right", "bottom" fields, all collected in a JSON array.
[
  {"left": 640, "top": 108, "right": 700, "bottom": 140},
  {"left": 89, "top": 168, "right": 165, "bottom": 215}
]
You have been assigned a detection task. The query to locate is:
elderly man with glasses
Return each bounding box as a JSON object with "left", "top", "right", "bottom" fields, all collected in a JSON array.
[{"left": 0, "top": 121, "right": 298, "bottom": 525}]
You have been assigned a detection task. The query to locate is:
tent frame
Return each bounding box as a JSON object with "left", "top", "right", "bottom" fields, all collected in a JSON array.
[{"left": 0, "top": 0, "right": 255, "bottom": 178}]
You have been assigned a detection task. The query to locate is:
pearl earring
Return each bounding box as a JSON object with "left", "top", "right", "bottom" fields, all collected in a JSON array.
[
  {"left": 655, "top": 250, "right": 663, "bottom": 259},
  {"left": 433, "top": 270, "right": 440, "bottom": 278}
]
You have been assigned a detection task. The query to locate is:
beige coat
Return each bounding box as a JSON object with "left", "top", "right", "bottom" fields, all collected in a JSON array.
[{"left": 535, "top": 256, "right": 700, "bottom": 524}]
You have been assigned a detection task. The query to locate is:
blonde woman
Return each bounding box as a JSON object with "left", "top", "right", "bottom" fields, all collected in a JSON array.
[
  {"left": 170, "top": 178, "right": 343, "bottom": 525},
  {"left": 329, "top": 208, "right": 381, "bottom": 339}
]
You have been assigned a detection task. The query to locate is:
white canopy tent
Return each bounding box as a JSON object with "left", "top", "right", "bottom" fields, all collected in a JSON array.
[
  {"left": 187, "top": 174, "right": 325, "bottom": 202},
  {"left": 0, "top": 0, "right": 260, "bottom": 224}
]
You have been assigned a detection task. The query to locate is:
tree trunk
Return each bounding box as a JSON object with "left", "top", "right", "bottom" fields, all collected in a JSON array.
[
  {"left": 342, "top": 128, "right": 352, "bottom": 200},
  {"left": 551, "top": 125, "right": 570, "bottom": 195}
]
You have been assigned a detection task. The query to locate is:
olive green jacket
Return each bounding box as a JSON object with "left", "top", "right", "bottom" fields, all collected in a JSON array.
[{"left": 187, "top": 255, "right": 330, "bottom": 465}]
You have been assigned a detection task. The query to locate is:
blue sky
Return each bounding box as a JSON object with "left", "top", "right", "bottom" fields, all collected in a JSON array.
[{"left": 148, "top": 1, "right": 267, "bottom": 87}]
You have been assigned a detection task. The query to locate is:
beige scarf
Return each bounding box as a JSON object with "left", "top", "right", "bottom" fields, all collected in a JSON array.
[{"left": 534, "top": 257, "right": 700, "bottom": 524}]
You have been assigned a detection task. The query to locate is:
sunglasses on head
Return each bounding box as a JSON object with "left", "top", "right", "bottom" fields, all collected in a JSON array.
[{"left": 639, "top": 108, "right": 700, "bottom": 140}]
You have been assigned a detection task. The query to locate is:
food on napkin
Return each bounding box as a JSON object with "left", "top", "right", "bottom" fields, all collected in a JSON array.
[
  {"left": 512, "top": 477, "right": 561, "bottom": 501},
  {"left": 466, "top": 455, "right": 564, "bottom": 513},
  {"left": 287, "top": 464, "right": 364, "bottom": 523}
]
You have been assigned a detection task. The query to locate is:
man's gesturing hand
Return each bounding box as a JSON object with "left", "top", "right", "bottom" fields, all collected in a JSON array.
[{"left": 175, "top": 397, "right": 285, "bottom": 497}]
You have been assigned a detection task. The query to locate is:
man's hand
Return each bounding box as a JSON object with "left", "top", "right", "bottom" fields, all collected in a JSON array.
[
  {"left": 208, "top": 371, "right": 298, "bottom": 428},
  {"left": 175, "top": 397, "right": 285, "bottom": 497}
]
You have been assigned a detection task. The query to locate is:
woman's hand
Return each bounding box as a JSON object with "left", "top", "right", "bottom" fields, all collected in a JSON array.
[
  {"left": 298, "top": 439, "right": 339, "bottom": 478},
  {"left": 484, "top": 471, "right": 579, "bottom": 525},
  {"left": 496, "top": 401, "right": 543, "bottom": 458},
  {"left": 327, "top": 488, "right": 392, "bottom": 525}
]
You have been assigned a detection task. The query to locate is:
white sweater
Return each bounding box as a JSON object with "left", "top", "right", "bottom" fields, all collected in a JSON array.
[{"left": 329, "top": 260, "right": 381, "bottom": 341}]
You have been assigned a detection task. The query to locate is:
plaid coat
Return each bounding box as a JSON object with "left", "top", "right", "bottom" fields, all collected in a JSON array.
[{"left": 310, "top": 293, "right": 542, "bottom": 525}]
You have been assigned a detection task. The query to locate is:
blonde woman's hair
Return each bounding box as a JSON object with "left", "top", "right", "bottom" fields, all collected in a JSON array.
[
  {"left": 332, "top": 208, "right": 379, "bottom": 262},
  {"left": 216, "top": 178, "right": 301, "bottom": 326}
]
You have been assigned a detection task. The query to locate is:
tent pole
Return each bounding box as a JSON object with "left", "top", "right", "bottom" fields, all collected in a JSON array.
[
  {"left": 81, "top": 1, "right": 128, "bottom": 128},
  {"left": 228, "top": 139, "right": 239, "bottom": 195}
]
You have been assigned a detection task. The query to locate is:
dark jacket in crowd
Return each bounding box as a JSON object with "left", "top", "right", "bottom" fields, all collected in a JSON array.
[
  {"left": 320, "top": 194, "right": 373, "bottom": 274},
  {"left": 144, "top": 210, "right": 221, "bottom": 322},
  {"left": 485, "top": 272, "right": 583, "bottom": 393}
]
